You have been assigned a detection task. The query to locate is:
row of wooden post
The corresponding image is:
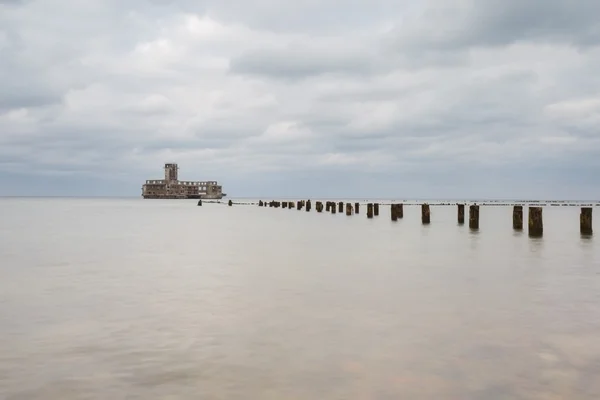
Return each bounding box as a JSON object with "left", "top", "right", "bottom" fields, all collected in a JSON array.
[{"left": 254, "top": 200, "right": 593, "bottom": 236}]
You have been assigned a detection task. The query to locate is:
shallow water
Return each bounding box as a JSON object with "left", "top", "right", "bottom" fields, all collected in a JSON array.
[{"left": 1, "top": 198, "right": 599, "bottom": 399}]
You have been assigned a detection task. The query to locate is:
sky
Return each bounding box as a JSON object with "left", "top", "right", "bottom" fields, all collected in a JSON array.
[{"left": 1, "top": 0, "right": 600, "bottom": 199}]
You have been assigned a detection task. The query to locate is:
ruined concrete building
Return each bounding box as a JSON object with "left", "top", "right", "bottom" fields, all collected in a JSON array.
[{"left": 142, "top": 163, "right": 225, "bottom": 199}]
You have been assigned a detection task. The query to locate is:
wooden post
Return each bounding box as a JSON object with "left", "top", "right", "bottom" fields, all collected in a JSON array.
[
  {"left": 346, "top": 203, "right": 353, "bottom": 216},
  {"left": 374, "top": 203, "right": 379, "bottom": 216},
  {"left": 355, "top": 202, "right": 359, "bottom": 214},
  {"left": 469, "top": 205, "right": 479, "bottom": 230},
  {"left": 331, "top": 203, "right": 336, "bottom": 214},
  {"left": 282, "top": 202, "right": 287, "bottom": 209},
  {"left": 338, "top": 202, "right": 343, "bottom": 213},
  {"left": 297, "top": 201, "right": 302, "bottom": 210},
  {"left": 391, "top": 204, "right": 398, "bottom": 221},
  {"left": 367, "top": 203, "right": 373, "bottom": 219},
  {"left": 258, "top": 200, "right": 263, "bottom": 207},
  {"left": 513, "top": 205, "right": 523, "bottom": 230},
  {"left": 528, "top": 207, "right": 543, "bottom": 237},
  {"left": 228, "top": 200, "right": 233, "bottom": 206},
  {"left": 289, "top": 201, "right": 295, "bottom": 209},
  {"left": 396, "top": 203, "right": 403, "bottom": 219},
  {"left": 457, "top": 204, "right": 464, "bottom": 224},
  {"left": 325, "top": 202, "right": 330, "bottom": 212},
  {"left": 306, "top": 200, "right": 311, "bottom": 212},
  {"left": 581, "top": 207, "right": 593, "bottom": 235},
  {"left": 197, "top": 200, "right": 202, "bottom": 206},
  {"left": 421, "top": 204, "right": 430, "bottom": 224}
]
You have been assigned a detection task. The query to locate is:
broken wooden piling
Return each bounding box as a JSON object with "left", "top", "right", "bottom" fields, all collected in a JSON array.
[
  {"left": 457, "top": 204, "right": 464, "bottom": 224},
  {"left": 258, "top": 200, "right": 263, "bottom": 207},
  {"left": 197, "top": 200, "right": 202, "bottom": 206},
  {"left": 354, "top": 203, "right": 359, "bottom": 214},
  {"left": 581, "top": 207, "right": 593, "bottom": 235},
  {"left": 528, "top": 207, "right": 543, "bottom": 237},
  {"left": 289, "top": 201, "right": 295, "bottom": 209},
  {"left": 374, "top": 203, "right": 379, "bottom": 216},
  {"left": 421, "top": 204, "right": 430, "bottom": 224},
  {"left": 469, "top": 205, "right": 479, "bottom": 230},
  {"left": 338, "top": 202, "right": 343, "bottom": 213},
  {"left": 282, "top": 202, "right": 287, "bottom": 209},
  {"left": 346, "top": 203, "right": 353, "bottom": 216},
  {"left": 306, "top": 200, "right": 311, "bottom": 212},
  {"left": 513, "top": 205, "right": 523, "bottom": 230},
  {"left": 228, "top": 200, "right": 232, "bottom": 206},
  {"left": 367, "top": 203, "right": 373, "bottom": 219},
  {"left": 391, "top": 204, "right": 398, "bottom": 221}
]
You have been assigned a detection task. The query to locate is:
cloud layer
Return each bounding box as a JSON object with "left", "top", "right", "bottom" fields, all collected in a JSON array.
[{"left": 1, "top": 0, "right": 600, "bottom": 198}]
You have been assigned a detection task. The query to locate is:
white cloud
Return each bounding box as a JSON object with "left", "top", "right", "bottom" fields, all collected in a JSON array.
[{"left": 1, "top": 0, "right": 600, "bottom": 196}]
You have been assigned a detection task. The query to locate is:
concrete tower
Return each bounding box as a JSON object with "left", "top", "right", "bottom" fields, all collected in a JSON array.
[{"left": 164, "top": 163, "right": 179, "bottom": 183}]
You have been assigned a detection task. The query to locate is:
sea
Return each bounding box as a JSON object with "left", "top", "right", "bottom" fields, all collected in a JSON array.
[{"left": 1, "top": 197, "right": 599, "bottom": 399}]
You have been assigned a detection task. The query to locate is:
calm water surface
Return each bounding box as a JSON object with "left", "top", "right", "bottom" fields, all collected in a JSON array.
[{"left": 1, "top": 198, "right": 599, "bottom": 399}]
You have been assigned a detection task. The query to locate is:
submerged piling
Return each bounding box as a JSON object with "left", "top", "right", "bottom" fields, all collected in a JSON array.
[
  {"left": 331, "top": 203, "right": 336, "bottom": 214},
  {"left": 306, "top": 200, "right": 311, "bottom": 212},
  {"left": 374, "top": 203, "right": 379, "bottom": 216},
  {"left": 338, "top": 202, "right": 344, "bottom": 213},
  {"left": 367, "top": 203, "right": 374, "bottom": 219},
  {"left": 354, "top": 203, "right": 360, "bottom": 214},
  {"left": 391, "top": 204, "right": 398, "bottom": 221},
  {"left": 513, "top": 205, "right": 523, "bottom": 230},
  {"left": 457, "top": 204, "right": 465, "bottom": 224},
  {"left": 282, "top": 202, "right": 287, "bottom": 209},
  {"left": 581, "top": 207, "right": 593, "bottom": 235},
  {"left": 528, "top": 207, "right": 543, "bottom": 237},
  {"left": 258, "top": 200, "right": 263, "bottom": 207},
  {"left": 289, "top": 201, "right": 295, "bottom": 209},
  {"left": 469, "top": 205, "right": 479, "bottom": 230},
  {"left": 421, "top": 204, "right": 430, "bottom": 224},
  {"left": 346, "top": 203, "right": 353, "bottom": 216},
  {"left": 316, "top": 201, "right": 323, "bottom": 212},
  {"left": 197, "top": 200, "right": 202, "bottom": 206},
  {"left": 228, "top": 200, "right": 232, "bottom": 206}
]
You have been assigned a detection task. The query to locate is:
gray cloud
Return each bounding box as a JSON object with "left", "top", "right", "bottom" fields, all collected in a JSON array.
[
  {"left": 229, "top": 45, "right": 383, "bottom": 79},
  {"left": 395, "top": 0, "right": 600, "bottom": 51},
  {"left": 1, "top": 0, "right": 600, "bottom": 197}
]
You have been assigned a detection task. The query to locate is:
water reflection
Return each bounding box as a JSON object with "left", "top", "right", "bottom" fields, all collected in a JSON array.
[{"left": 528, "top": 237, "right": 544, "bottom": 255}]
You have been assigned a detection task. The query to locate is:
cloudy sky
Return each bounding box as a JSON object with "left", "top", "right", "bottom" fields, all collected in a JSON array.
[{"left": 1, "top": 0, "right": 600, "bottom": 199}]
